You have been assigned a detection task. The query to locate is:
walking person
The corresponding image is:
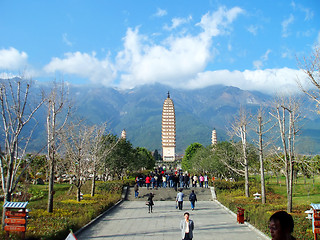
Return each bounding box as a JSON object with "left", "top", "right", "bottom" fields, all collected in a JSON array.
[
  {"left": 176, "top": 189, "right": 185, "bottom": 210},
  {"left": 151, "top": 175, "right": 156, "bottom": 189},
  {"left": 169, "top": 174, "right": 174, "bottom": 188},
  {"left": 180, "top": 212, "right": 194, "bottom": 240},
  {"left": 147, "top": 192, "right": 154, "bottom": 213},
  {"left": 134, "top": 183, "right": 139, "bottom": 198},
  {"left": 184, "top": 174, "right": 189, "bottom": 189},
  {"left": 162, "top": 174, "right": 167, "bottom": 188},
  {"left": 204, "top": 174, "right": 209, "bottom": 188},
  {"left": 174, "top": 174, "right": 179, "bottom": 191},
  {"left": 193, "top": 175, "right": 198, "bottom": 187},
  {"left": 179, "top": 174, "right": 184, "bottom": 188},
  {"left": 189, "top": 190, "right": 197, "bottom": 210},
  {"left": 199, "top": 175, "right": 204, "bottom": 188},
  {"left": 145, "top": 175, "right": 151, "bottom": 190}
]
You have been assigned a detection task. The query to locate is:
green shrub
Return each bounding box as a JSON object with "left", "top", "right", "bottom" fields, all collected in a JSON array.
[{"left": 214, "top": 180, "right": 245, "bottom": 191}]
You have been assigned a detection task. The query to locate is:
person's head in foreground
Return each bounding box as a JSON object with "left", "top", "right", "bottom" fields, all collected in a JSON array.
[
  {"left": 184, "top": 212, "right": 190, "bottom": 221},
  {"left": 269, "top": 211, "right": 295, "bottom": 240}
]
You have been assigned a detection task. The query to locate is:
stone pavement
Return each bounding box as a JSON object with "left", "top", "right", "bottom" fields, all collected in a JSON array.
[{"left": 76, "top": 187, "right": 271, "bottom": 240}]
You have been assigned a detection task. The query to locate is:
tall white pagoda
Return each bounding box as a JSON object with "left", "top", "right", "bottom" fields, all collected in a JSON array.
[
  {"left": 212, "top": 129, "right": 217, "bottom": 145},
  {"left": 121, "top": 129, "right": 126, "bottom": 139},
  {"left": 162, "top": 92, "right": 176, "bottom": 162}
]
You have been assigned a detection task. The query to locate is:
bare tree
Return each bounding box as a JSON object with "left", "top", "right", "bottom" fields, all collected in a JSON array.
[
  {"left": 229, "top": 107, "right": 251, "bottom": 197},
  {"left": 252, "top": 108, "right": 274, "bottom": 204},
  {"left": 297, "top": 45, "right": 320, "bottom": 112},
  {"left": 0, "top": 77, "right": 44, "bottom": 202},
  {"left": 62, "top": 121, "right": 93, "bottom": 201},
  {"left": 46, "top": 79, "right": 71, "bottom": 212},
  {"left": 270, "top": 96, "right": 302, "bottom": 212},
  {"left": 0, "top": 77, "right": 45, "bottom": 228},
  {"left": 87, "top": 123, "right": 120, "bottom": 197}
]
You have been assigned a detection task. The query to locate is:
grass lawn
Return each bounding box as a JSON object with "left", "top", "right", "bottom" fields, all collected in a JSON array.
[{"left": 267, "top": 174, "right": 320, "bottom": 205}]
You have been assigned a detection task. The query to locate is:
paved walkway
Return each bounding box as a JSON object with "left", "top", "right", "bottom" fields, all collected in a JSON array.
[{"left": 77, "top": 188, "right": 270, "bottom": 240}]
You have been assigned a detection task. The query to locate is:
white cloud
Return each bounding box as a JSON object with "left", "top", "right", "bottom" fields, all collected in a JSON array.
[
  {"left": 0, "top": 72, "right": 18, "bottom": 79},
  {"left": 164, "top": 16, "right": 192, "bottom": 31},
  {"left": 184, "top": 68, "right": 307, "bottom": 94},
  {"left": 36, "top": 6, "right": 306, "bottom": 95},
  {"left": 247, "top": 25, "right": 259, "bottom": 35},
  {"left": 262, "top": 49, "right": 271, "bottom": 61},
  {"left": 116, "top": 27, "right": 211, "bottom": 88},
  {"left": 291, "top": 2, "right": 314, "bottom": 21},
  {"left": 253, "top": 49, "right": 271, "bottom": 69},
  {"left": 282, "top": 14, "right": 294, "bottom": 37},
  {"left": 253, "top": 60, "right": 263, "bottom": 70},
  {"left": 62, "top": 33, "right": 73, "bottom": 46},
  {"left": 0, "top": 47, "right": 28, "bottom": 70},
  {"left": 115, "top": 7, "right": 244, "bottom": 89},
  {"left": 197, "top": 6, "right": 244, "bottom": 38},
  {"left": 44, "top": 51, "right": 116, "bottom": 85},
  {"left": 302, "top": 8, "right": 313, "bottom": 21},
  {"left": 154, "top": 8, "right": 167, "bottom": 17}
]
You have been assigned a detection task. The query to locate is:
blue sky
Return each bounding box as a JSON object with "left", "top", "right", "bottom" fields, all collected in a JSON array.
[{"left": 0, "top": 0, "right": 319, "bottom": 94}]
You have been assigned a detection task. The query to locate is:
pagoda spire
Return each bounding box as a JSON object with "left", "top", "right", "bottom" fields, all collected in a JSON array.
[{"left": 167, "top": 91, "right": 170, "bottom": 98}]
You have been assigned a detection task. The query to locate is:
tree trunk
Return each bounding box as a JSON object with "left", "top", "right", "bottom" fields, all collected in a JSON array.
[
  {"left": 47, "top": 103, "right": 56, "bottom": 213},
  {"left": 258, "top": 116, "right": 266, "bottom": 204},
  {"left": 91, "top": 170, "right": 96, "bottom": 197},
  {"left": 287, "top": 111, "right": 294, "bottom": 213},
  {"left": 47, "top": 153, "right": 55, "bottom": 213},
  {"left": 77, "top": 185, "right": 81, "bottom": 202},
  {"left": 241, "top": 125, "right": 250, "bottom": 198}
]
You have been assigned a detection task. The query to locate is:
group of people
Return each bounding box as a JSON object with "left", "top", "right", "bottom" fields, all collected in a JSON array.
[
  {"left": 176, "top": 189, "right": 197, "bottom": 211},
  {"left": 135, "top": 171, "right": 209, "bottom": 190},
  {"left": 143, "top": 188, "right": 197, "bottom": 214}
]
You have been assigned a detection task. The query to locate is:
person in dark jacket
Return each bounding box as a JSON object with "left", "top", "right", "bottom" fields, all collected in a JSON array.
[
  {"left": 184, "top": 174, "right": 189, "bottom": 189},
  {"left": 189, "top": 190, "right": 197, "bottom": 210},
  {"left": 134, "top": 183, "right": 139, "bottom": 198},
  {"left": 147, "top": 192, "right": 154, "bottom": 213}
]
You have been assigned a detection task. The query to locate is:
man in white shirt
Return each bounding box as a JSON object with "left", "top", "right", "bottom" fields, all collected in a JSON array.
[{"left": 180, "top": 212, "right": 194, "bottom": 240}]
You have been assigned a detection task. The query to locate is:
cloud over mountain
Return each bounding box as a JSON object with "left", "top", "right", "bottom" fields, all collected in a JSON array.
[{"left": 0, "top": 2, "right": 318, "bottom": 95}]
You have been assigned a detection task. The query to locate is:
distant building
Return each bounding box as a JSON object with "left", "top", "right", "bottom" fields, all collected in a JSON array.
[
  {"left": 121, "top": 129, "right": 126, "bottom": 139},
  {"left": 162, "top": 92, "right": 176, "bottom": 162},
  {"left": 212, "top": 129, "right": 217, "bottom": 145}
]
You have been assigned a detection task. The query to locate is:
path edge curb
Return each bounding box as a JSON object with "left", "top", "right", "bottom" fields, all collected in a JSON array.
[{"left": 74, "top": 186, "right": 128, "bottom": 238}]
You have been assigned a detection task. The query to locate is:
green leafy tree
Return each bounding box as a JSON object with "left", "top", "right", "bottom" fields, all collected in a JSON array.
[
  {"left": 153, "top": 149, "right": 162, "bottom": 161},
  {"left": 136, "top": 147, "right": 155, "bottom": 170},
  {"left": 264, "top": 153, "right": 285, "bottom": 184},
  {"left": 104, "top": 137, "right": 135, "bottom": 179},
  {"left": 26, "top": 154, "right": 47, "bottom": 180},
  {"left": 182, "top": 143, "right": 204, "bottom": 171}
]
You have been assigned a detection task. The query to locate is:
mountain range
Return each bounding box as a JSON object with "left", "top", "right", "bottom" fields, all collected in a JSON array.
[
  {"left": 2, "top": 79, "right": 320, "bottom": 155},
  {"left": 65, "top": 83, "right": 320, "bottom": 154}
]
